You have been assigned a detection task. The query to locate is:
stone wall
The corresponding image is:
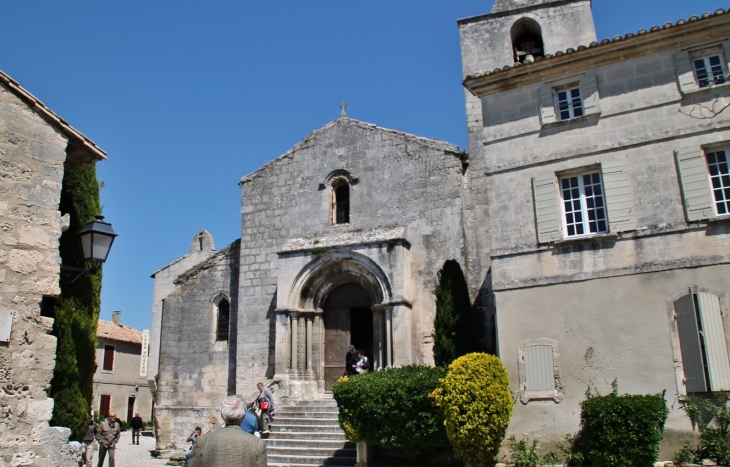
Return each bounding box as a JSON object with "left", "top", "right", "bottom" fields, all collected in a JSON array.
[
  {"left": 0, "top": 82, "right": 80, "bottom": 466},
  {"left": 154, "top": 241, "right": 239, "bottom": 454}
]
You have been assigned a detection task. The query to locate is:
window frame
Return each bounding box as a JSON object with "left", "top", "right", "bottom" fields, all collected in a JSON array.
[
  {"left": 692, "top": 53, "right": 728, "bottom": 89},
  {"left": 554, "top": 86, "right": 584, "bottom": 121},
  {"left": 558, "top": 170, "right": 609, "bottom": 239},
  {"left": 676, "top": 41, "right": 730, "bottom": 95},
  {"left": 331, "top": 178, "right": 350, "bottom": 225},
  {"left": 705, "top": 148, "right": 730, "bottom": 217},
  {"left": 102, "top": 344, "right": 115, "bottom": 373}
]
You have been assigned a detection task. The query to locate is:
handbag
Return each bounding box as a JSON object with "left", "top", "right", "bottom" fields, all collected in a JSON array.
[{"left": 259, "top": 401, "right": 269, "bottom": 411}]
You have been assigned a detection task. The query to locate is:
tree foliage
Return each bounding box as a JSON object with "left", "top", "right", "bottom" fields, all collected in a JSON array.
[
  {"left": 432, "top": 260, "right": 471, "bottom": 366},
  {"left": 46, "top": 164, "right": 102, "bottom": 440}
]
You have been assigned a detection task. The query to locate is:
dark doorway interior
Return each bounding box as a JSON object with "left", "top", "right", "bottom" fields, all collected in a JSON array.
[{"left": 350, "top": 306, "right": 373, "bottom": 364}]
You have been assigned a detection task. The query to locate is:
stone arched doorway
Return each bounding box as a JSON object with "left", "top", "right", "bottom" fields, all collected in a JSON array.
[{"left": 322, "top": 283, "right": 373, "bottom": 389}]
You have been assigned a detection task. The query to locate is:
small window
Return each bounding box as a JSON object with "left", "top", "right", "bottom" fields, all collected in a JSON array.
[
  {"left": 559, "top": 172, "right": 607, "bottom": 238},
  {"left": 675, "top": 291, "right": 730, "bottom": 392},
  {"left": 103, "top": 345, "right": 115, "bottom": 372},
  {"left": 517, "top": 339, "right": 562, "bottom": 403},
  {"left": 216, "top": 299, "right": 230, "bottom": 342},
  {"left": 556, "top": 87, "right": 584, "bottom": 121},
  {"left": 334, "top": 184, "right": 350, "bottom": 224},
  {"left": 693, "top": 54, "right": 727, "bottom": 88},
  {"left": 706, "top": 149, "right": 730, "bottom": 216}
]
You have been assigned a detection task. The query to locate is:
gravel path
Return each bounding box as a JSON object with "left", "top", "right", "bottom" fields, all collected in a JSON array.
[{"left": 89, "top": 431, "right": 170, "bottom": 467}]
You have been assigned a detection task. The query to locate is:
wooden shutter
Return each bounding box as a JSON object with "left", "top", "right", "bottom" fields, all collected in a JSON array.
[
  {"left": 675, "top": 147, "right": 715, "bottom": 221},
  {"left": 601, "top": 158, "right": 636, "bottom": 232},
  {"left": 723, "top": 40, "right": 730, "bottom": 74},
  {"left": 100, "top": 394, "right": 111, "bottom": 417},
  {"left": 532, "top": 173, "right": 560, "bottom": 243},
  {"left": 580, "top": 75, "right": 601, "bottom": 116},
  {"left": 675, "top": 293, "right": 708, "bottom": 393},
  {"left": 524, "top": 345, "right": 554, "bottom": 391},
  {"left": 539, "top": 86, "right": 557, "bottom": 125},
  {"left": 697, "top": 292, "right": 730, "bottom": 391},
  {"left": 675, "top": 50, "right": 700, "bottom": 94},
  {"left": 103, "top": 345, "right": 115, "bottom": 371}
]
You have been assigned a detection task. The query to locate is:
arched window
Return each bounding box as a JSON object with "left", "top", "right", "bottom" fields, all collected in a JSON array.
[
  {"left": 334, "top": 182, "right": 350, "bottom": 224},
  {"left": 511, "top": 18, "right": 544, "bottom": 64},
  {"left": 216, "top": 299, "right": 230, "bottom": 341}
]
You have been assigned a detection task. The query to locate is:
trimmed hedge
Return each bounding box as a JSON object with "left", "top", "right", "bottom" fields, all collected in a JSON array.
[
  {"left": 577, "top": 388, "right": 669, "bottom": 467},
  {"left": 433, "top": 260, "right": 472, "bottom": 367},
  {"left": 46, "top": 164, "right": 103, "bottom": 440},
  {"left": 430, "top": 353, "right": 513, "bottom": 465},
  {"left": 332, "top": 365, "right": 449, "bottom": 453}
]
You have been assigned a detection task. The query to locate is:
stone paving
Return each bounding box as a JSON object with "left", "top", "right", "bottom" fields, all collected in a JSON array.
[{"left": 88, "top": 431, "right": 170, "bottom": 467}]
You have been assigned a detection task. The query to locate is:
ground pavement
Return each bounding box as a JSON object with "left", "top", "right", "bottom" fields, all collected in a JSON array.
[{"left": 89, "top": 430, "right": 170, "bottom": 467}]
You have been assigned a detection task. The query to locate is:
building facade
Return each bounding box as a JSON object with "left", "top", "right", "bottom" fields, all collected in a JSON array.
[
  {"left": 0, "top": 70, "right": 106, "bottom": 466},
  {"left": 149, "top": 0, "right": 730, "bottom": 458},
  {"left": 94, "top": 312, "right": 152, "bottom": 424}
]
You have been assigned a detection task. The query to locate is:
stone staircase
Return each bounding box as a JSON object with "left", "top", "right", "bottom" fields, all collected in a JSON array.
[{"left": 266, "top": 395, "right": 357, "bottom": 467}]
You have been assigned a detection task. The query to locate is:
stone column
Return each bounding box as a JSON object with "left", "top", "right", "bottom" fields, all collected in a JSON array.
[
  {"left": 290, "top": 313, "right": 299, "bottom": 375},
  {"left": 384, "top": 306, "right": 393, "bottom": 368},
  {"left": 306, "top": 316, "right": 313, "bottom": 372},
  {"left": 371, "top": 306, "right": 385, "bottom": 370}
]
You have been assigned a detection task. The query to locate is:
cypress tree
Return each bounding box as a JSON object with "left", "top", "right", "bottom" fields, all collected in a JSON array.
[
  {"left": 432, "top": 260, "right": 471, "bottom": 366},
  {"left": 45, "top": 163, "right": 102, "bottom": 440}
]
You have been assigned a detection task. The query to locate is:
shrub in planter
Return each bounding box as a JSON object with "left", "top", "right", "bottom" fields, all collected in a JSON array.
[
  {"left": 577, "top": 383, "right": 669, "bottom": 467},
  {"left": 430, "top": 353, "right": 513, "bottom": 465},
  {"left": 332, "top": 365, "right": 449, "bottom": 453}
]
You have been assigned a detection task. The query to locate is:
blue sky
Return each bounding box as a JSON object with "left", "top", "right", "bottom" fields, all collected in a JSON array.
[{"left": 1, "top": 0, "right": 725, "bottom": 331}]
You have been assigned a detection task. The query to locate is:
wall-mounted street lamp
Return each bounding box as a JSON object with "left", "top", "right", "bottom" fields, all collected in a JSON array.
[{"left": 61, "top": 215, "right": 118, "bottom": 283}]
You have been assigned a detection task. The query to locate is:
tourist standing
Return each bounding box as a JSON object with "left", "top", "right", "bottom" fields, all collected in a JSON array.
[
  {"left": 256, "top": 382, "right": 275, "bottom": 435},
  {"left": 355, "top": 349, "right": 369, "bottom": 374},
  {"left": 345, "top": 345, "right": 358, "bottom": 375},
  {"left": 188, "top": 395, "right": 267, "bottom": 467},
  {"left": 130, "top": 413, "right": 143, "bottom": 445},
  {"left": 81, "top": 413, "right": 96, "bottom": 466},
  {"left": 95, "top": 412, "right": 120, "bottom": 467}
]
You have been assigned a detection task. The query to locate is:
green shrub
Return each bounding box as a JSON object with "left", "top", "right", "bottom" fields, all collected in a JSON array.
[
  {"left": 47, "top": 164, "right": 102, "bottom": 440},
  {"left": 332, "top": 365, "right": 449, "bottom": 453},
  {"left": 679, "top": 392, "right": 730, "bottom": 465},
  {"left": 577, "top": 383, "right": 669, "bottom": 467},
  {"left": 432, "top": 260, "right": 471, "bottom": 366},
  {"left": 673, "top": 441, "right": 698, "bottom": 466},
  {"left": 430, "top": 353, "right": 513, "bottom": 465}
]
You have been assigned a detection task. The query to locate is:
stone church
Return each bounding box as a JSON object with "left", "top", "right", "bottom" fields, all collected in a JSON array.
[{"left": 149, "top": 0, "right": 730, "bottom": 458}]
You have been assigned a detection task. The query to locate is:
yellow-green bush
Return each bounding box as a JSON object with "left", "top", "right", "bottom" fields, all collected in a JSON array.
[{"left": 430, "top": 353, "right": 513, "bottom": 465}]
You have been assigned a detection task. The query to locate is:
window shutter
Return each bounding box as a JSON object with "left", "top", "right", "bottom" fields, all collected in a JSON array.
[
  {"left": 697, "top": 292, "right": 730, "bottom": 391},
  {"left": 675, "top": 147, "right": 715, "bottom": 221},
  {"left": 601, "top": 158, "right": 636, "bottom": 233},
  {"left": 539, "top": 86, "right": 557, "bottom": 125},
  {"left": 532, "top": 173, "right": 560, "bottom": 243},
  {"left": 524, "top": 345, "right": 554, "bottom": 391},
  {"left": 723, "top": 40, "right": 730, "bottom": 73},
  {"left": 103, "top": 345, "right": 115, "bottom": 371},
  {"left": 674, "top": 293, "right": 708, "bottom": 393},
  {"left": 675, "top": 50, "right": 699, "bottom": 94},
  {"left": 580, "top": 75, "right": 601, "bottom": 116}
]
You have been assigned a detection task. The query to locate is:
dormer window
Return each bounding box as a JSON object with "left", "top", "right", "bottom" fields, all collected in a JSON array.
[
  {"left": 511, "top": 18, "right": 544, "bottom": 64},
  {"left": 334, "top": 182, "right": 350, "bottom": 224}
]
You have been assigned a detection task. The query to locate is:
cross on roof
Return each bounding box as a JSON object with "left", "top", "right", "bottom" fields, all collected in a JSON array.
[{"left": 339, "top": 102, "right": 347, "bottom": 117}]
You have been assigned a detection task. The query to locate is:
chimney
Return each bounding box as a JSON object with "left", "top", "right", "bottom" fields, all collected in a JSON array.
[{"left": 112, "top": 311, "right": 121, "bottom": 325}]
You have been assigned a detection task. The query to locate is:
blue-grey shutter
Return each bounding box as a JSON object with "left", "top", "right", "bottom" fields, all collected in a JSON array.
[
  {"left": 723, "top": 40, "right": 730, "bottom": 77},
  {"left": 675, "top": 50, "right": 699, "bottom": 94},
  {"left": 580, "top": 75, "right": 601, "bottom": 116},
  {"left": 532, "top": 173, "right": 561, "bottom": 243},
  {"left": 601, "top": 158, "right": 636, "bottom": 232},
  {"left": 675, "top": 293, "right": 707, "bottom": 393},
  {"left": 539, "top": 86, "right": 557, "bottom": 125},
  {"left": 675, "top": 147, "right": 715, "bottom": 221},
  {"left": 524, "top": 345, "right": 554, "bottom": 391},
  {"left": 697, "top": 292, "right": 730, "bottom": 391}
]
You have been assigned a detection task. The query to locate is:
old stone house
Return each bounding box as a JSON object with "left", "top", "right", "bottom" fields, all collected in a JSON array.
[
  {"left": 94, "top": 312, "right": 152, "bottom": 424},
  {"left": 148, "top": 0, "right": 730, "bottom": 458},
  {"left": 0, "top": 70, "right": 106, "bottom": 466}
]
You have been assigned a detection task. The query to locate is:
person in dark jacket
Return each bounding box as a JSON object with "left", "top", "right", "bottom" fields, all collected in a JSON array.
[
  {"left": 130, "top": 413, "right": 144, "bottom": 445},
  {"left": 81, "top": 413, "right": 96, "bottom": 466},
  {"left": 345, "top": 345, "right": 358, "bottom": 375},
  {"left": 95, "top": 412, "right": 120, "bottom": 467}
]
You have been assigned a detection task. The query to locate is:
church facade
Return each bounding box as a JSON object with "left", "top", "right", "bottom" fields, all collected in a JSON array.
[{"left": 149, "top": 0, "right": 730, "bottom": 457}]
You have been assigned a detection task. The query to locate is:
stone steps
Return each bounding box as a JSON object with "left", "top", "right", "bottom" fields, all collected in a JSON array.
[{"left": 267, "top": 396, "right": 356, "bottom": 467}]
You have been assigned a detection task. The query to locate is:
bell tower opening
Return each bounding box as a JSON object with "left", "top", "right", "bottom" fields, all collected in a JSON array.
[{"left": 511, "top": 18, "right": 544, "bottom": 64}]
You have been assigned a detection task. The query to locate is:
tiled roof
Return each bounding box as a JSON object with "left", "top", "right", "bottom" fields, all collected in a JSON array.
[
  {"left": 97, "top": 319, "right": 142, "bottom": 345},
  {"left": 0, "top": 69, "right": 107, "bottom": 161},
  {"left": 464, "top": 9, "right": 728, "bottom": 83}
]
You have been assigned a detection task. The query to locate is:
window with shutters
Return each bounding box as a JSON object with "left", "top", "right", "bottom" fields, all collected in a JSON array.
[
  {"left": 676, "top": 146, "right": 730, "bottom": 221},
  {"left": 539, "top": 75, "right": 601, "bottom": 125},
  {"left": 517, "top": 338, "right": 562, "bottom": 403},
  {"left": 706, "top": 149, "right": 730, "bottom": 216},
  {"left": 99, "top": 394, "right": 111, "bottom": 417},
  {"left": 102, "top": 344, "right": 115, "bottom": 372},
  {"left": 675, "top": 42, "right": 730, "bottom": 94},
  {"left": 673, "top": 288, "right": 730, "bottom": 393}
]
